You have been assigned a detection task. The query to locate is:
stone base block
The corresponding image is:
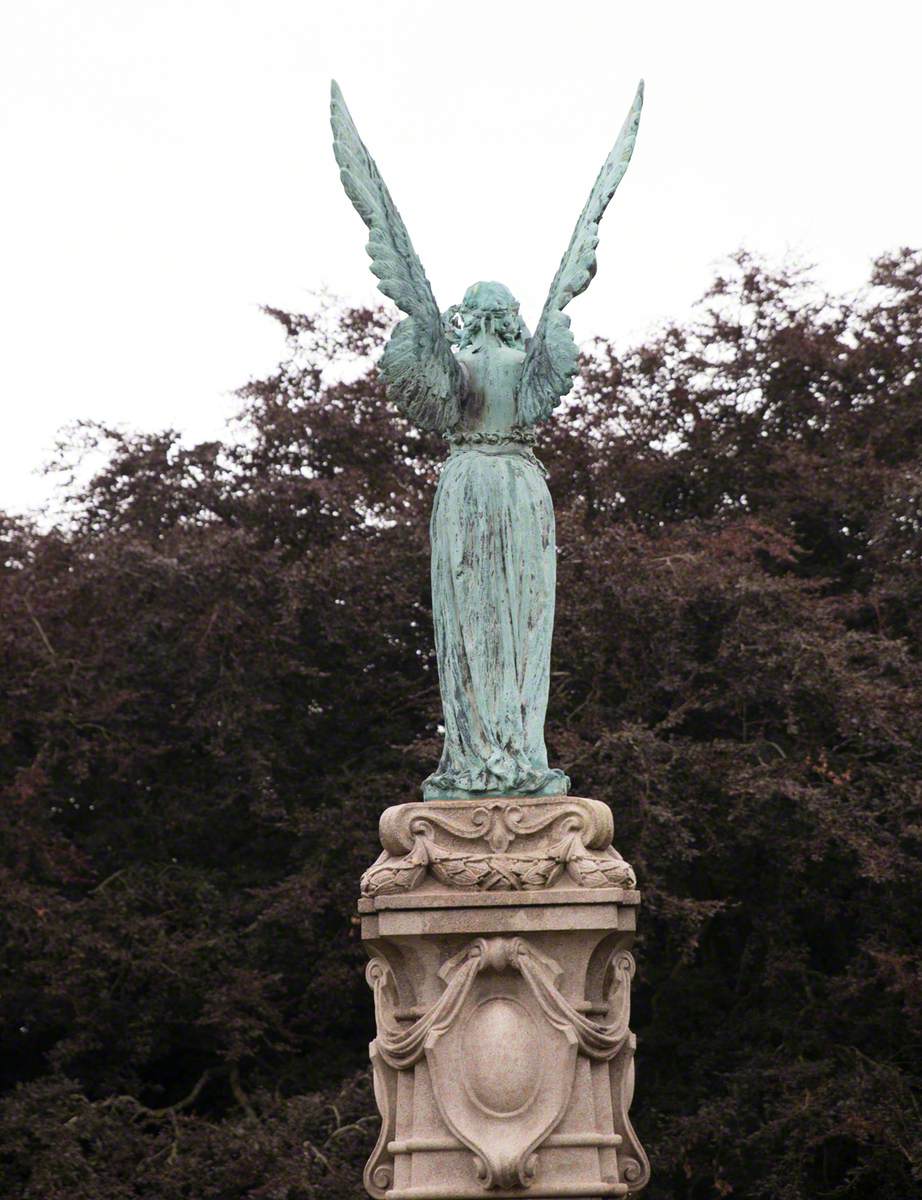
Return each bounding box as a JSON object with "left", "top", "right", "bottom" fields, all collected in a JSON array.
[{"left": 358, "top": 796, "right": 649, "bottom": 1199}]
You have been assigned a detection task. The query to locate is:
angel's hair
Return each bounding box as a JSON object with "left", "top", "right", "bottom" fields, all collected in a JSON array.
[{"left": 442, "top": 281, "right": 531, "bottom": 351}]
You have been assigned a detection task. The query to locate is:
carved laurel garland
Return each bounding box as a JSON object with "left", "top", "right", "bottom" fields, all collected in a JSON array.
[{"left": 362, "top": 827, "right": 635, "bottom": 896}]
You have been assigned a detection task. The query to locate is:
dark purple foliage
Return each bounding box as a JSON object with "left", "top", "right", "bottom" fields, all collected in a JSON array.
[{"left": 1, "top": 254, "right": 921, "bottom": 1199}]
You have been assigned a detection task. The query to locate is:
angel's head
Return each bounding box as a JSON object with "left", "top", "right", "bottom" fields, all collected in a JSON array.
[{"left": 443, "top": 281, "right": 531, "bottom": 351}]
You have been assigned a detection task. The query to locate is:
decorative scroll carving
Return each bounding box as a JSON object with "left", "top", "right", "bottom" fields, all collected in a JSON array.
[
  {"left": 379, "top": 795, "right": 613, "bottom": 855},
  {"left": 362, "top": 795, "right": 636, "bottom": 897},
  {"left": 366, "top": 937, "right": 635, "bottom": 1191},
  {"left": 363, "top": 1043, "right": 397, "bottom": 1199},
  {"left": 610, "top": 1034, "right": 651, "bottom": 1192}
]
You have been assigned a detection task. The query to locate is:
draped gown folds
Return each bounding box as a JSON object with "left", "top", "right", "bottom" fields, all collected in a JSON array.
[{"left": 422, "top": 342, "right": 570, "bottom": 800}]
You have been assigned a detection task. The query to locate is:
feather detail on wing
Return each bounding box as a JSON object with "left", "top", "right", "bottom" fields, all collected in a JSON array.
[
  {"left": 330, "top": 81, "right": 462, "bottom": 432},
  {"left": 517, "top": 80, "right": 644, "bottom": 426}
]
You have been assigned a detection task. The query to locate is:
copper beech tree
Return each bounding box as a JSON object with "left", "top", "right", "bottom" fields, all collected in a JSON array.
[{"left": 1, "top": 251, "right": 921, "bottom": 1199}]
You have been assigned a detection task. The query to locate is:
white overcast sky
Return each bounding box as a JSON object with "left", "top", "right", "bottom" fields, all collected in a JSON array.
[{"left": 2, "top": 0, "right": 920, "bottom": 514}]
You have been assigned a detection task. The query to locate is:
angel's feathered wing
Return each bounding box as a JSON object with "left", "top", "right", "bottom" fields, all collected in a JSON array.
[
  {"left": 517, "top": 81, "right": 644, "bottom": 426},
  {"left": 330, "top": 81, "right": 462, "bottom": 433}
]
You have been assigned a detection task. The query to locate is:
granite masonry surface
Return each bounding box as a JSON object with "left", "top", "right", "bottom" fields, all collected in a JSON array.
[{"left": 357, "top": 795, "right": 650, "bottom": 1200}]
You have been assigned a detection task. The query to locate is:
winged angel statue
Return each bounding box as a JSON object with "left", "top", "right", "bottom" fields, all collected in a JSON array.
[{"left": 331, "top": 80, "right": 643, "bottom": 801}]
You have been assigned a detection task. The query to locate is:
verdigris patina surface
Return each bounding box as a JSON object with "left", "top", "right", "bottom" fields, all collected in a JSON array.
[
  {"left": 332, "top": 81, "right": 650, "bottom": 1199},
  {"left": 331, "top": 80, "right": 643, "bottom": 801}
]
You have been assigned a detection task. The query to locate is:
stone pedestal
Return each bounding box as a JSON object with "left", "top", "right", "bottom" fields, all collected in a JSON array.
[{"left": 357, "top": 796, "right": 650, "bottom": 1199}]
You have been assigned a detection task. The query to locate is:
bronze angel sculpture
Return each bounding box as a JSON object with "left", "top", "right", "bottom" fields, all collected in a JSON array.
[{"left": 331, "top": 80, "right": 643, "bottom": 801}]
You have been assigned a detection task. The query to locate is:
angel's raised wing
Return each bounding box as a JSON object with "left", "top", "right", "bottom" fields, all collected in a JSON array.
[
  {"left": 516, "top": 81, "right": 644, "bottom": 426},
  {"left": 331, "top": 81, "right": 462, "bottom": 433}
]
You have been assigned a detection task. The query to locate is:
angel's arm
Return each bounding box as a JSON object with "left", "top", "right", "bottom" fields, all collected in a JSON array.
[
  {"left": 331, "top": 81, "right": 463, "bottom": 433},
  {"left": 516, "top": 81, "right": 644, "bottom": 426}
]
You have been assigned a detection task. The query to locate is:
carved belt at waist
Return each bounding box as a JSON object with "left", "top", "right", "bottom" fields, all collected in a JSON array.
[
  {"left": 445, "top": 427, "right": 537, "bottom": 448},
  {"left": 443, "top": 433, "right": 546, "bottom": 476}
]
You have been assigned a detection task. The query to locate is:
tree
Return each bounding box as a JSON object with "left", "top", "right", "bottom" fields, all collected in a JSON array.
[{"left": 1, "top": 253, "right": 921, "bottom": 1199}]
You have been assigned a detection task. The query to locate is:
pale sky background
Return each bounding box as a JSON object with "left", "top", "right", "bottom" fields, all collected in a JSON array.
[{"left": 2, "top": 0, "right": 920, "bottom": 515}]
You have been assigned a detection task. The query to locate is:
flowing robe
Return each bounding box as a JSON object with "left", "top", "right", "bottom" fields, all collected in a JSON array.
[{"left": 422, "top": 343, "right": 569, "bottom": 800}]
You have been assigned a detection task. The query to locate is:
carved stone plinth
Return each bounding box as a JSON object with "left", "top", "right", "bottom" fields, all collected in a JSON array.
[{"left": 358, "top": 796, "right": 649, "bottom": 1200}]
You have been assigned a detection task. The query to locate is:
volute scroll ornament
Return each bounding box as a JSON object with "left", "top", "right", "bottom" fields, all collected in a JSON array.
[{"left": 378, "top": 796, "right": 615, "bottom": 856}]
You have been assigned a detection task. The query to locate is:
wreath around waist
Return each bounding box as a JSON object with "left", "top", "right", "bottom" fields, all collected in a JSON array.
[{"left": 445, "top": 427, "right": 537, "bottom": 448}]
